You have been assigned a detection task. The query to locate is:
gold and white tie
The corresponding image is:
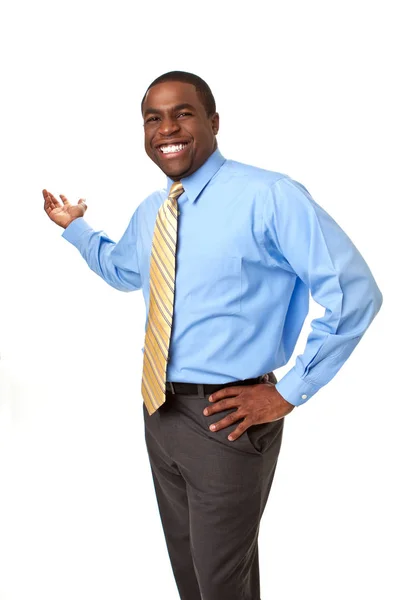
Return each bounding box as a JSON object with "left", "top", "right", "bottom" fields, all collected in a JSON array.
[{"left": 141, "top": 181, "right": 184, "bottom": 415}]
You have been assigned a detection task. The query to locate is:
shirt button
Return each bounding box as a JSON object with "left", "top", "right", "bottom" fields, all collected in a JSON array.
[{"left": 301, "top": 394, "right": 308, "bottom": 400}]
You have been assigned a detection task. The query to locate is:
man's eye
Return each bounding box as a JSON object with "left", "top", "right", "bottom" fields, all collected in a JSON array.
[
  {"left": 145, "top": 116, "right": 159, "bottom": 123},
  {"left": 177, "top": 112, "right": 192, "bottom": 118}
]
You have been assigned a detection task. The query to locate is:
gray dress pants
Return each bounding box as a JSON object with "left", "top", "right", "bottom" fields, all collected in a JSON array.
[{"left": 142, "top": 376, "right": 284, "bottom": 600}]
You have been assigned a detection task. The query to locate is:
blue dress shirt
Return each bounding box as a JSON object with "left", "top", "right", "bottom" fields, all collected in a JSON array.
[{"left": 62, "top": 149, "right": 382, "bottom": 406}]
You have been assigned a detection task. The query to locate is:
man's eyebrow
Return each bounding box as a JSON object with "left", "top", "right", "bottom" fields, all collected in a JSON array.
[
  {"left": 143, "top": 103, "right": 196, "bottom": 117},
  {"left": 174, "top": 103, "right": 196, "bottom": 112}
]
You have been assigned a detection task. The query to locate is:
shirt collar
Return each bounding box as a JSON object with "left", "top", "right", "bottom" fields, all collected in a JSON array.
[{"left": 166, "top": 148, "right": 226, "bottom": 204}]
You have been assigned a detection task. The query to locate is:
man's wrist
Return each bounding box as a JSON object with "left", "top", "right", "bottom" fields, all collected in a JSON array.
[
  {"left": 275, "top": 368, "right": 320, "bottom": 407},
  {"left": 62, "top": 217, "right": 92, "bottom": 244}
]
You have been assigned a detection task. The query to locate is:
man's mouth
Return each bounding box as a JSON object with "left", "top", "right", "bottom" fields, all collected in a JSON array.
[{"left": 157, "top": 142, "right": 190, "bottom": 155}]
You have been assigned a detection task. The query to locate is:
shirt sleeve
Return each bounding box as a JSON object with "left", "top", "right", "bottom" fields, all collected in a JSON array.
[
  {"left": 263, "top": 177, "right": 383, "bottom": 406},
  {"left": 61, "top": 208, "right": 142, "bottom": 292}
]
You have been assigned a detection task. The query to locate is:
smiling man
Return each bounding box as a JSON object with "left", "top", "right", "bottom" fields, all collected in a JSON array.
[
  {"left": 142, "top": 80, "right": 219, "bottom": 180},
  {"left": 43, "top": 71, "right": 382, "bottom": 600}
]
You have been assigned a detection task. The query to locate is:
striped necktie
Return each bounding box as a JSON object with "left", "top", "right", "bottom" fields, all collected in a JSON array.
[{"left": 141, "top": 181, "right": 184, "bottom": 415}]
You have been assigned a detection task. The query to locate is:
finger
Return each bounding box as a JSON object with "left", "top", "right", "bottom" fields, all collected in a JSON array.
[
  {"left": 207, "top": 409, "right": 243, "bottom": 433},
  {"left": 59, "top": 194, "right": 70, "bottom": 206},
  {"left": 203, "top": 396, "right": 238, "bottom": 416},
  {"left": 78, "top": 198, "right": 87, "bottom": 205},
  {"left": 227, "top": 420, "right": 250, "bottom": 442},
  {"left": 208, "top": 386, "right": 245, "bottom": 403},
  {"left": 43, "top": 189, "right": 61, "bottom": 211},
  {"left": 43, "top": 189, "right": 59, "bottom": 203}
]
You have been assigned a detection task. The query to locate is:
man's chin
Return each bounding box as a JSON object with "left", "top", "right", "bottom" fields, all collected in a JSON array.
[{"left": 159, "top": 160, "right": 193, "bottom": 180}]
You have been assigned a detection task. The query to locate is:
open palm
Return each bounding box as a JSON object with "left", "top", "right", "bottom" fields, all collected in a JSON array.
[{"left": 43, "top": 189, "right": 87, "bottom": 229}]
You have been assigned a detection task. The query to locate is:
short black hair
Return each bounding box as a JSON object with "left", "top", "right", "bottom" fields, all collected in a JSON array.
[{"left": 141, "top": 71, "right": 216, "bottom": 116}]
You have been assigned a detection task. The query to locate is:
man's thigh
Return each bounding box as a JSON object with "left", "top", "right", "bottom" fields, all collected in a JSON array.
[{"left": 168, "top": 393, "right": 284, "bottom": 599}]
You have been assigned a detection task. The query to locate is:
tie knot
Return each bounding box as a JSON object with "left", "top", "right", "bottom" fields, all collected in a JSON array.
[{"left": 168, "top": 181, "right": 184, "bottom": 201}]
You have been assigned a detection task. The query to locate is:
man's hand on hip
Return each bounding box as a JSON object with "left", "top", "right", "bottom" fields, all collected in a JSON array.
[{"left": 203, "top": 382, "right": 295, "bottom": 442}]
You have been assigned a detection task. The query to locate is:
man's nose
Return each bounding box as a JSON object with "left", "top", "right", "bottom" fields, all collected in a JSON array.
[{"left": 159, "top": 117, "right": 180, "bottom": 136}]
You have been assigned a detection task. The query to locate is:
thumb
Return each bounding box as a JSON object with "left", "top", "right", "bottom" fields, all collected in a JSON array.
[{"left": 78, "top": 198, "right": 87, "bottom": 211}]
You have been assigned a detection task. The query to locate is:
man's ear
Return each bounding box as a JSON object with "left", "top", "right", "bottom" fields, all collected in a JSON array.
[{"left": 211, "top": 112, "right": 220, "bottom": 135}]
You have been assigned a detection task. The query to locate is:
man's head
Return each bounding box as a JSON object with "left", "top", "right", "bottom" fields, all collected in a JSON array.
[{"left": 141, "top": 71, "right": 219, "bottom": 181}]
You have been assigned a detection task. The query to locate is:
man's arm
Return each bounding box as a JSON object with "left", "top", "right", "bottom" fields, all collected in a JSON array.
[
  {"left": 43, "top": 189, "right": 142, "bottom": 292},
  {"left": 264, "top": 177, "right": 383, "bottom": 406},
  {"left": 200, "top": 176, "right": 382, "bottom": 438}
]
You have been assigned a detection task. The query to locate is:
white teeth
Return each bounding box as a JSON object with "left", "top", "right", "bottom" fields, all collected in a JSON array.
[{"left": 159, "top": 143, "right": 187, "bottom": 154}]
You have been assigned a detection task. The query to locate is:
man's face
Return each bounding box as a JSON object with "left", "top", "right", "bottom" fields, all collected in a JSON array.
[{"left": 142, "top": 81, "right": 219, "bottom": 180}]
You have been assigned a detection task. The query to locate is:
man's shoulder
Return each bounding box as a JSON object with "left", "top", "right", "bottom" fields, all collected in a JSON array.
[
  {"left": 221, "top": 158, "right": 288, "bottom": 190},
  {"left": 137, "top": 188, "right": 167, "bottom": 213}
]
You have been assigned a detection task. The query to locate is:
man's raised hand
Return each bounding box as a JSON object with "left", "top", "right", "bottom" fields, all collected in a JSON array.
[{"left": 43, "top": 189, "right": 87, "bottom": 229}]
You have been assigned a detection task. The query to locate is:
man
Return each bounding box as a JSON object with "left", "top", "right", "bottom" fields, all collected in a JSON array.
[{"left": 42, "top": 71, "right": 382, "bottom": 600}]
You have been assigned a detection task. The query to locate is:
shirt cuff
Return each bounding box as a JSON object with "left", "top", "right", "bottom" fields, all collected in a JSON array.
[
  {"left": 275, "top": 367, "right": 321, "bottom": 406},
  {"left": 62, "top": 218, "right": 93, "bottom": 245}
]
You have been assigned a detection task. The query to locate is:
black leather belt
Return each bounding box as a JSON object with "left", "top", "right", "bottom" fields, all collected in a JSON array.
[{"left": 165, "top": 375, "right": 267, "bottom": 396}]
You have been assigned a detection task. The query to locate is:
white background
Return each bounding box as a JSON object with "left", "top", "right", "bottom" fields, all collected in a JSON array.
[{"left": 0, "top": 1, "right": 398, "bottom": 599}]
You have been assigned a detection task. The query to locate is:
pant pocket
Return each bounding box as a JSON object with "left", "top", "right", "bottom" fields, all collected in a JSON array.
[
  {"left": 246, "top": 419, "right": 284, "bottom": 454},
  {"left": 202, "top": 403, "right": 264, "bottom": 456}
]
